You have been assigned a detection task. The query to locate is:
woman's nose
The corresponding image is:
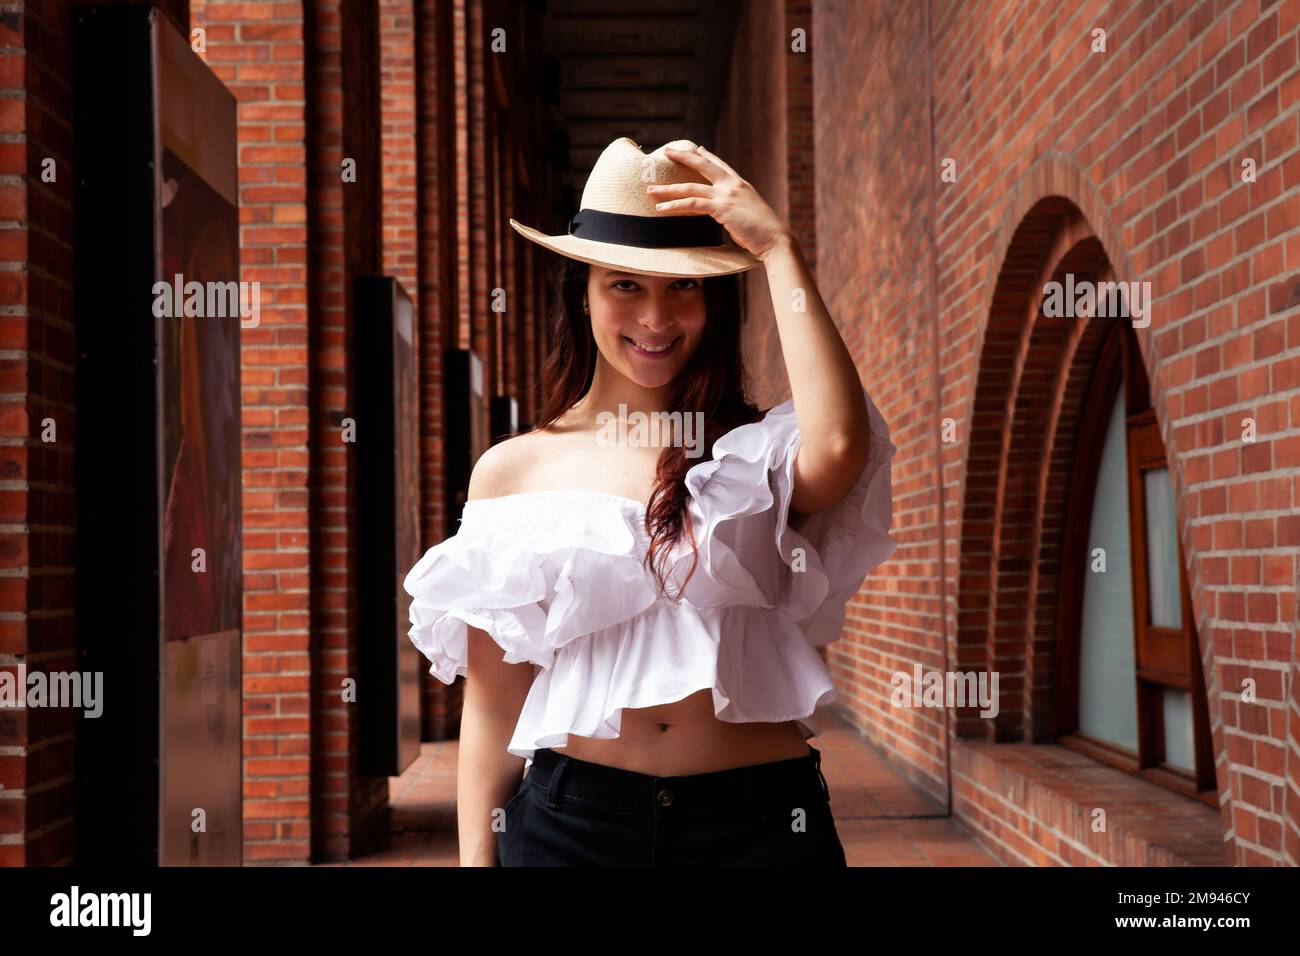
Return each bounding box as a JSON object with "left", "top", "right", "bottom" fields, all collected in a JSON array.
[{"left": 637, "top": 306, "right": 676, "bottom": 332}]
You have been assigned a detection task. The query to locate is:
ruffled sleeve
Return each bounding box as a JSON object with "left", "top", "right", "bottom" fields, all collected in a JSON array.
[
  {"left": 680, "top": 385, "right": 897, "bottom": 645},
  {"left": 401, "top": 497, "right": 660, "bottom": 684}
]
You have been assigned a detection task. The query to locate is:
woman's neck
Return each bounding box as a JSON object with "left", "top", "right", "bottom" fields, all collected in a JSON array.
[{"left": 566, "top": 359, "right": 676, "bottom": 424}]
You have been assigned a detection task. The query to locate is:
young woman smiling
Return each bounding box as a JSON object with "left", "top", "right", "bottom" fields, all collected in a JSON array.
[{"left": 404, "top": 138, "right": 898, "bottom": 867}]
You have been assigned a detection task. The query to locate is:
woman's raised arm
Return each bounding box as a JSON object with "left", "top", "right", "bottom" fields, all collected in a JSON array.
[{"left": 648, "top": 143, "right": 872, "bottom": 517}]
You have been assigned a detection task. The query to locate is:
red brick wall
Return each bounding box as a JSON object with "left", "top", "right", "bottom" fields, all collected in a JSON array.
[
  {"left": 306, "top": 0, "right": 387, "bottom": 861},
  {"left": 498, "top": 2, "right": 555, "bottom": 429},
  {"left": 784, "top": 0, "right": 817, "bottom": 275},
  {"left": 453, "top": 0, "right": 472, "bottom": 354},
  {"left": 810, "top": 0, "right": 935, "bottom": 801},
  {"left": 414, "top": 0, "right": 461, "bottom": 738},
  {"left": 197, "top": 0, "right": 316, "bottom": 863},
  {"left": 381, "top": 0, "right": 418, "bottom": 307},
  {"left": 715, "top": 0, "right": 791, "bottom": 407},
  {"left": 0, "top": 0, "right": 596, "bottom": 868},
  {"left": 810, "top": 0, "right": 1300, "bottom": 865},
  {"left": 202, "top": 0, "right": 390, "bottom": 865},
  {"left": 466, "top": 0, "right": 491, "bottom": 395},
  {"left": 416, "top": 0, "right": 541, "bottom": 736},
  {"left": 0, "top": 0, "right": 77, "bottom": 867}
]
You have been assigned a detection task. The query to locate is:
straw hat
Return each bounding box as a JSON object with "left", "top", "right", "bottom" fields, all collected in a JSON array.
[{"left": 508, "top": 137, "right": 763, "bottom": 278}]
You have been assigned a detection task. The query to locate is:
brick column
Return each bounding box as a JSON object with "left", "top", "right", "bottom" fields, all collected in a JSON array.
[
  {"left": 0, "top": 0, "right": 77, "bottom": 868},
  {"left": 414, "top": 0, "right": 462, "bottom": 739},
  {"left": 380, "top": 0, "right": 419, "bottom": 307},
  {"left": 199, "top": 0, "right": 314, "bottom": 864},
  {"left": 306, "top": 0, "right": 386, "bottom": 862}
]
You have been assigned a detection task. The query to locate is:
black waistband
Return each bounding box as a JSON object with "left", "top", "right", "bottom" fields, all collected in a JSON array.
[
  {"left": 525, "top": 745, "right": 830, "bottom": 815},
  {"left": 567, "top": 208, "right": 727, "bottom": 248}
]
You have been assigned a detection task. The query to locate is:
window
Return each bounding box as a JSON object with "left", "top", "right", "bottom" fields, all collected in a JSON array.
[
  {"left": 1059, "top": 323, "right": 1214, "bottom": 805},
  {"left": 1076, "top": 384, "right": 1138, "bottom": 752}
]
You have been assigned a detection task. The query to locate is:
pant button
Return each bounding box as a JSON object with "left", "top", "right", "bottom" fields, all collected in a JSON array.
[{"left": 657, "top": 788, "right": 673, "bottom": 807}]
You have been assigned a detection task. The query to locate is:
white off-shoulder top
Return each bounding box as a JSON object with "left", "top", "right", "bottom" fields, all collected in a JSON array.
[{"left": 402, "top": 386, "right": 897, "bottom": 769}]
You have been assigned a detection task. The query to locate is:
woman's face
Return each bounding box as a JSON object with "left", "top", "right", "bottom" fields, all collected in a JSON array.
[{"left": 586, "top": 265, "right": 707, "bottom": 388}]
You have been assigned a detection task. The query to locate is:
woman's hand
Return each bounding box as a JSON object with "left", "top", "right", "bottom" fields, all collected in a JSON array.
[
  {"left": 653, "top": 148, "right": 872, "bottom": 518},
  {"left": 648, "top": 144, "right": 791, "bottom": 260}
]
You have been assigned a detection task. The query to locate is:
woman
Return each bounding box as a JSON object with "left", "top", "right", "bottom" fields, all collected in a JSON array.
[{"left": 403, "top": 138, "right": 897, "bottom": 866}]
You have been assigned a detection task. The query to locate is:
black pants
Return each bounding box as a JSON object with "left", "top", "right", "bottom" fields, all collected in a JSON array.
[{"left": 497, "top": 744, "right": 848, "bottom": 866}]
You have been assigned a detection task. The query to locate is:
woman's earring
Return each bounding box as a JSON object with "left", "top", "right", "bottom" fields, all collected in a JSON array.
[{"left": 582, "top": 298, "right": 590, "bottom": 313}]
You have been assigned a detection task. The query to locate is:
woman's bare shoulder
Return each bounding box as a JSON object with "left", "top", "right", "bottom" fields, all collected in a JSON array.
[{"left": 466, "top": 428, "right": 563, "bottom": 501}]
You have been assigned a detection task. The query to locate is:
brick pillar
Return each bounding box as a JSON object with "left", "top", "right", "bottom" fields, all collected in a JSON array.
[
  {"left": 0, "top": 0, "right": 77, "bottom": 868},
  {"left": 306, "top": 0, "right": 386, "bottom": 862},
  {"left": 380, "top": 0, "right": 418, "bottom": 305},
  {"left": 408, "top": 0, "right": 557, "bottom": 740},
  {"left": 198, "top": 0, "right": 314, "bottom": 864},
  {"left": 415, "top": 0, "right": 462, "bottom": 740},
  {"left": 452, "top": 0, "right": 472, "bottom": 354},
  {"left": 465, "top": 0, "right": 494, "bottom": 414}
]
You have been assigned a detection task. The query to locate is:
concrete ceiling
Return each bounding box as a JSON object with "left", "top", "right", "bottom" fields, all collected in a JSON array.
[{"left": 537, "top": 0, "right": 741, "bottom": 213}]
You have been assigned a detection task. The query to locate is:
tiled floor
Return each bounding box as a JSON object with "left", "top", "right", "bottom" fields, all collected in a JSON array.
[{"left": 341, "top": 707, "right": 1003, "bottom": 866}]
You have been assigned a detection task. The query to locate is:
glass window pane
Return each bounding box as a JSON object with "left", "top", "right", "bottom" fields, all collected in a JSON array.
[
  {"left": 1161, "top": 687, "right": 1195, "bottom": 771},
  {"left": 1078, "top": 385, "right": 1138, "bottom": 752},
  {"left": 1142, "top": 466, "right": 1182, "bottom": 629}
]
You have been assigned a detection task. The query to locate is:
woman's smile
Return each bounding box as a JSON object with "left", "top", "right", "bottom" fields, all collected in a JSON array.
[{"left": 622, "top": 333, "right": 682, "bottom": 358}]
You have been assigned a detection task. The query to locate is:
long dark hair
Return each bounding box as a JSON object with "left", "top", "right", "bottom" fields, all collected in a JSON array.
[{"left": 532, "top": 256, "right": 762, "bottom": 600}]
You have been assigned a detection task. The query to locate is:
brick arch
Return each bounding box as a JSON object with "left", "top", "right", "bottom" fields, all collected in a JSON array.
[
  {"left": 954, "top": 196, "right": 1111, "bottom": 741},
  {"left": 958, "top": 154, "right": 1142, "bottom": 743},
  {"left": 998, "top": 221, "right": 1117, "bottom": 744},
  {"left": 954, "top": 152, "right": 1234, "bottom": 852}
]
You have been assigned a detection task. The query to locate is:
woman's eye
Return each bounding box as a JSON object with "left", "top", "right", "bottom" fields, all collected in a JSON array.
[{"left": 608, "top": 279, "right": 697, "bottom": 292}]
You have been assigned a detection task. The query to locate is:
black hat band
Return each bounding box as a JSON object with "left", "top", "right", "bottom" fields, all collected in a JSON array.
[{"left": 567, "top": 208, "right": 726, "bottom": 248}]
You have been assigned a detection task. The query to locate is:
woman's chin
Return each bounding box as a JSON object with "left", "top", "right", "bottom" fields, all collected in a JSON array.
[
  {"left": 620, "top": 366, "right": 679, "bottom": 389},
  {"left": 597, "top": 350, "right": 685, "bottom": 389}
]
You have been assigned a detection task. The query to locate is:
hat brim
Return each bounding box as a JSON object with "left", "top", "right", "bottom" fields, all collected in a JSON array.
[{"left": 508, "top": 218, "right": 762, "bottom": 278}]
